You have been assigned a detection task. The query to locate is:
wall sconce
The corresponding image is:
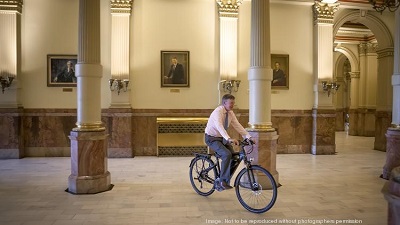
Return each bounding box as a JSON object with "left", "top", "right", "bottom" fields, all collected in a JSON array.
[
  {"left": 0, "top": 75, "right": 15, "bottom": 94},
  {"left": 109, "top": 78, "right": 129, "bottom": 95},
  {"left": 220, "top": 80, "right": 241, "bottom": 94},
  {"left": 321, "top": 81, "right": 340, "bottom": 97},
  {"left": 369, "top": 0, "right": 399, "bottom": 13}
]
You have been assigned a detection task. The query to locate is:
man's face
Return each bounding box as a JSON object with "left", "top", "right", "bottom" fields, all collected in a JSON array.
[
  {"left": 171, "top": 58, "right": 177, "bottom": 65},
  {"left": 223, "top": 99, "right": 235, "bottom": 111},
  {"left": 275, "top": 63, "right": 280, "bottom": 70}
]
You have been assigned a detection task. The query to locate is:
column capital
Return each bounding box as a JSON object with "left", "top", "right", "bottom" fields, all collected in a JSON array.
[
  {"left": 359, "top": 42, "right": 378, "bottom": 55},
  {"left": 349, "top": 71, "right": 360, "bottom": 79},
  {"left": 216, "top": 0, "right": 242, "bottom": 18},
  {"left": 110, "top": 0, "right": 132, "bottom": 14},
  {"left": 313, "top": 1, "right": 339, "bottom": 24},
  {"left": 0, "top": 0, "right": 23, "bottom": 14}
]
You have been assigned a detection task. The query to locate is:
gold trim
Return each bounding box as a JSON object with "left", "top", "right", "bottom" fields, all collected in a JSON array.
[
  {"left": 247, "top": 123, "right": 275, "bottom": 132},
  {"left": 389, "top": 124, "right": 400, "bottom": 130},
  {"left": 73, "top": 122, "right": 106, "bottom": 132},
  {"left": 156, "top": 117, "right": 208, "bottom": 124},
  {"left": 0, "top": 0, "right": 23, "bottom": 13}
]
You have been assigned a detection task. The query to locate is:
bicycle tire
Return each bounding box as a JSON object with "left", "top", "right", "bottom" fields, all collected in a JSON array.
[
  {"left": 234, "top": 165, "right": 277, "bottom": 213},
  {"left": 189, "top": 156, "right": 217, "bottom": 196}
]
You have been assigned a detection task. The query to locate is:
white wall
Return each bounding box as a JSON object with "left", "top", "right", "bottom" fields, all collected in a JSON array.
[
  {"left": 17, "top": 0, "right": 388, "bottom": 111},
  {"left": 21, "top": 0, "right": 79, "bottom": 108}
]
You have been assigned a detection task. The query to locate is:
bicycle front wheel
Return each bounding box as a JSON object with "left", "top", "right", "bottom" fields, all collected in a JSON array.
[
  {"left": 189, "top": 156, "right": 217, "bottom": 196},
  {"left": 234, "top": 165, "right": 277, "bottom": 213}
]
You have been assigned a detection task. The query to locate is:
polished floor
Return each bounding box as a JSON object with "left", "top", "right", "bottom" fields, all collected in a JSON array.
[{"left": 0, "top": 132, "right": 387, "bottom": 225}]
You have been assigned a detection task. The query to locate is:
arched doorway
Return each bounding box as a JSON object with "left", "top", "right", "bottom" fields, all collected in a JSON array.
[{"left": 333, "top": 10, "right": 394, "bottom": 151}]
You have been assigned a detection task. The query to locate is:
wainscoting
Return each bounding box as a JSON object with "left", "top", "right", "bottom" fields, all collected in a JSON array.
[{"left": 0, "top": 108, "right": 323, "bottom": 158}]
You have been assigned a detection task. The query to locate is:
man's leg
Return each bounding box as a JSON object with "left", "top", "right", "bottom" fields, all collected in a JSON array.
[{"left": 205, "top": 135, "right": 234, "bottom": 185}]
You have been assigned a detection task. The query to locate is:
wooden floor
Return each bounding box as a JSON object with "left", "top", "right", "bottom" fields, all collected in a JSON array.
[{"left": 0, "top": 132, "right": 387, "bottom": 225}]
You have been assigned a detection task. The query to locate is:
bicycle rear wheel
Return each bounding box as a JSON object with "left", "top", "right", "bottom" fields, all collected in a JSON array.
[
  {"left": 189, "top": 156, "right": 217, "bottom": 196},
  {"left": 234, "top": 165, "right": 277, "bottom": 213}
]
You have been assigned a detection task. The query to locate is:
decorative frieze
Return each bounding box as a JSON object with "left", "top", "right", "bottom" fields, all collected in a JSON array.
[
  {"left": 216, "top": 0, "right": 242, "bottom": 17},
  {"left": 110, "top": 0, "right": 132, "bottom": 14},
  {"left": 313, "top": 1, "right": 339, "bottom": 24},
  {"left": 0, "top": 0, "right": 23, "bottom": 13},
  {"left": 349, "top": 71, "right": 360, "bottom": 79},
  {"left": 377, "top": 47, "right": 394, "bottom": 59}
]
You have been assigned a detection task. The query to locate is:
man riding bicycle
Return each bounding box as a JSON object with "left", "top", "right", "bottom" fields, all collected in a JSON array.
[{"left": 205, "top": 94, "right": 254, "bottom": 190}]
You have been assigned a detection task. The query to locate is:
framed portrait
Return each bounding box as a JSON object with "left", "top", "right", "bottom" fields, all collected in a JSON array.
[
  {"left": 271, "top": 54, "right": 289, "bottom": 89},
  {"left": 47, "top": 54, "right": 77, "bottom": 87},
  {"left": 161, "top": 51, "right": 190, "bottom": 88}
]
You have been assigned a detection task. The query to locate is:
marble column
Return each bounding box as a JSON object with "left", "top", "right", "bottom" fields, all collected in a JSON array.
[
  {"left": 109, "top": 0, "right": 132, "bottom": 108},
  {"left": 0, "top": 0, "right": 23, "bottom": 159},
  {"left": 348, "top": 71, "right": 360, "bottom": 136},
  {"left": 68, "top": 0, "right": 111, "bottom": 194},
  {"left": 382, "top": 166, "right": 400, "bottom": 225},
  {"left": 383, "top": 9, "right": 400, "bottom": 179},
  {"left": 375, "top": 47, "right": 393, "bottom": 151},
  {"left": 247, "top": 0, "right": 279, "bottom": 184},
  {"left": 311, "top": 1, "right": 339, "bottom": 155}
]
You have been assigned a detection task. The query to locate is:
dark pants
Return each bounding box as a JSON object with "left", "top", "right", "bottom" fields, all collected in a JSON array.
[{"left": 205, "top": 134, "right": 234, "bottom": 184}]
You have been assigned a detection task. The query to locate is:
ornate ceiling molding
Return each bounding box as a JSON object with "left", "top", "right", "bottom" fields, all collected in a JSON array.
[
  {"left": 216, "top": 0, "right": 242, "bottom": 18},
  {"left": 0, "top": 0, "right": 23, "bottom": 14},
  {"left": 313, "top": 1, "right": 340, "bottom": 24},
  {"left": 110, "top": 0, "right": 133, "bottom": 14}
]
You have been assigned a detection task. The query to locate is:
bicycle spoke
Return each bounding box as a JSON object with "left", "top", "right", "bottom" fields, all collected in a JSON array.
[{"left": 234, "top": 166, "right": 277, "bottom": 213}]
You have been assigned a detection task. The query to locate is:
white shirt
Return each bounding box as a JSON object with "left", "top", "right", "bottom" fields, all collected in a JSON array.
[{"left": 205, "top": 105, "right": 251, "bottom": 141}]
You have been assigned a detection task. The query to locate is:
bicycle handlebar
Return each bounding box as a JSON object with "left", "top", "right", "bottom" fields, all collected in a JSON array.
[{"left": 240, "top": 138, "right": 255, "bottom": 146}]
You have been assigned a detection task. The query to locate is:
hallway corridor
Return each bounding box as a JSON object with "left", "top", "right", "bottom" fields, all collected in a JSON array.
[{"left": 0, "top": 132, "right": 387, "bottom": 225}]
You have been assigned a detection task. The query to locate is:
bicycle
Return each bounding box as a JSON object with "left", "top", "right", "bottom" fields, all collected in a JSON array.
[{"left": 189, "top": 138, "right": 278, "bottom": 213}]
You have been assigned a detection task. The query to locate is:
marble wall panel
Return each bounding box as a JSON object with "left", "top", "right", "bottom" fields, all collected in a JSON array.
[
  {"left": 375, "top": 111, "right": 392, "bottom": 151},
  {"left": 0, "top": 108, "right": 23, "bottom": 158},
  {"left": 364, "top": 109, "right": 376, "bottom": 137},
  {"left": 103, "top": 108, "right": 133, "bottom": 158},
  {"left": 312, "top": 109, "right": 336, "bottom": 155},
  {"left": 336, "top": 108, "right": 345, "bottom": 131},
  {"left": 348, "top": 109, "right": 358, "bottom": 135},
  {"left": 272, "top": 110, "right": 313, "bottom": 154}
]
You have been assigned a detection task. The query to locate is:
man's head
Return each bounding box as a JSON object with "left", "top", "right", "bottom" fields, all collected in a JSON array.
[
  {"left": 274, "top": 62, "right": 280, "bottom": 70},
  {"left": 222, "top": 94, "right": 235, "bottom": 111},
  {"left": 171, "top": 57, "right": 178, "bottom": 65},
  {"left": 67, "top": 61, "right": 73, "bottom": 68}
]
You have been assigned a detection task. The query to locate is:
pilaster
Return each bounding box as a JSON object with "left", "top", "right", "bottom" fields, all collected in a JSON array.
[
  {"left": 312, "top": 1, "right": 339, "bottom": 154},
  {"left": 348, "top": 72, "right": 360, "bottom": 136},
  {"left": 0, "top": 0, "right": 23, "bottom": 108},
  {"left": 109, "top": 0, "right": 132, "bottom": 108}
]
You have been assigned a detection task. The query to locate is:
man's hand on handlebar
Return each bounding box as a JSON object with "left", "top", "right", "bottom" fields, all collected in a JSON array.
[{"left": 228, "top": 138, "right": 239, "bottom": 146}]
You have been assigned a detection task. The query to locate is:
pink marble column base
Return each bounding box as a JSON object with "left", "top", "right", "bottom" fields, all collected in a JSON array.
[
  {"left": 68, "top": 131, "right": 112, "bottom": 194},
  {"left": 248, "top": 131, "right": 279, "bottom": 184},
  {"left": 382, "top": 166, "right": 400, "bottom": 225},
  {"left": 382, "top": 129, "right": 400, "bottom": 180}
]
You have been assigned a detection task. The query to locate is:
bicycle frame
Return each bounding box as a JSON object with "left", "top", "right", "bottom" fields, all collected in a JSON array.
[{"left": 191, "top": 139, "right": 255, "bottom": 187}]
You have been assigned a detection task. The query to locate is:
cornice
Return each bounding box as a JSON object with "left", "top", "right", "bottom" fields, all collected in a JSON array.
[
  {"left": 216, "top": 0, "right": 242, "bottom": 18},
  {"left": 0, "top": 0, "right": 23, "bottom": 14},
  {"left": 376, "top": 47, "right": 394, "bottom": 59},
  {"left": 313, "top": 1, "right": 340, "bottom": 24},
  {"left": 110, "top": 0, "right": 132, "bottom": 14}
]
